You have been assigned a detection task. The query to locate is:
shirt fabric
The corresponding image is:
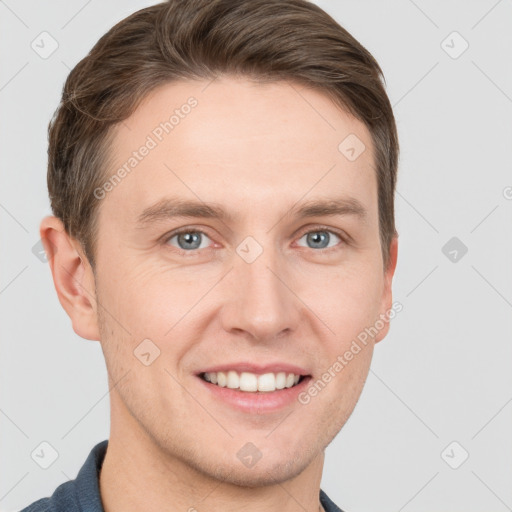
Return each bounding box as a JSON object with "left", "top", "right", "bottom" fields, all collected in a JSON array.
[{"left": 20, "top": 439, "right": 344, "bottom": 512}]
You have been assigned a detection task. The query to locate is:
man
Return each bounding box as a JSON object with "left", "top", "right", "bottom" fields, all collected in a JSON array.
[{"left": 22, "top": 0, "right": 399, "bottom": 510}]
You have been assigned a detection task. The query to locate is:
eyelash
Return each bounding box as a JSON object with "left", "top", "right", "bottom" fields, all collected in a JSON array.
[{"left": 162, "top": 226, "right": 348, "bottom": 256}]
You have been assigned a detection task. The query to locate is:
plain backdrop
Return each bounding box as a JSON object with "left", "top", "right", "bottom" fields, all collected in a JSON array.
[{"left": 1, "top": 1, "right": 511, "bottom": 511}]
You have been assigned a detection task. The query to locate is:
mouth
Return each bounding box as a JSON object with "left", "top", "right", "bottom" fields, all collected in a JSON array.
[
  {"left": 199, "top": 370, "right": 308, "bottom": 393},
  {"left": 194, "top": 362, "right": 313, "bottom": 413}
]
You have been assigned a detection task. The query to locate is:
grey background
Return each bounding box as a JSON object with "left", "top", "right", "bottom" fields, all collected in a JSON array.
[{"left": 1, "top": 1, "right": 511, "bottom": 511}]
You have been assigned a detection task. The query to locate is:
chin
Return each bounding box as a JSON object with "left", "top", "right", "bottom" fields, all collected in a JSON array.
[{"left": 192, "top": 450, "right": 316, "bottom": 488}]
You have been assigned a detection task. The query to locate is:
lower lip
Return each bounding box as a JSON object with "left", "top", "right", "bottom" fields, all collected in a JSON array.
[{"left": 197, "top": 375, "right": 312, "bottom": 414}]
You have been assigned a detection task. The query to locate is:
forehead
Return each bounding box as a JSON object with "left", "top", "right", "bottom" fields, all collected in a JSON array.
[{"left": 102, "top": 76, "right": 377, "bottom": 224}]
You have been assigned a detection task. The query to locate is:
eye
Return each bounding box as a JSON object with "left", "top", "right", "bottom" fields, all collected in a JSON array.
[
  {"left": 165, "top": 229, "right": 213, "bottom": 251},
  {"left": 296, "top": 229, "right": 343, "bottom": 250}
]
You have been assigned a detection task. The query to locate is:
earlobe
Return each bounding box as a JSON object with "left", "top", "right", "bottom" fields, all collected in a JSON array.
[
  {"left": 374, "top": 235, "right": 399, "bottom": 344},
  {"left": 40, "top": 216, "right": 101, "bottom": 341}
]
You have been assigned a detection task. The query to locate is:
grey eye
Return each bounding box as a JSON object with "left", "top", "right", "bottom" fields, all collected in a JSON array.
[
  {"left": 297, "top": 230, "right": 341, "bottom": 249},
  {"left": 167, "top": 231, "right": 211, "bottom": 251}
]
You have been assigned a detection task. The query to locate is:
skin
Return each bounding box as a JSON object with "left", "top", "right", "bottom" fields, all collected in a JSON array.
[{"left": 42, "top": 76, "right": 398, "bottom": 512}]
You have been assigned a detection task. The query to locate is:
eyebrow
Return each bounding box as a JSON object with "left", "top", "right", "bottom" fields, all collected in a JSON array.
[
  {"left": 291, "top": 197, "right": 367, "bottom": 220},
  {"left": 136, "top": 196, "right": 367, "bottom": 227},
  {"left": 136, "top": 198, "right": 235, "bottom": 226}
]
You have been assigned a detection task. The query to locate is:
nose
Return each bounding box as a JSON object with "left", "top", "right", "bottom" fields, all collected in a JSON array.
[{"left": 219, "top": 245, "right": 302, "bottom": 342}]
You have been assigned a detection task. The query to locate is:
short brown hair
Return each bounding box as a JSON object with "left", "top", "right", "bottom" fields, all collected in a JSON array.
[{"left": 48, "top": 0, "right": 399, "bottom": 270}]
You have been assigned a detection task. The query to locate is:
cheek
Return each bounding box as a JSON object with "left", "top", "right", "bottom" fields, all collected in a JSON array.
[
  {"left": 98, "top": 258, "right": 199, "bottom": 328},
  {"left": 95, "top": 261, "right": 219, "bottom": 377},
  {"left": 300, "top": 262, "right": 385, "bottom": 336}
]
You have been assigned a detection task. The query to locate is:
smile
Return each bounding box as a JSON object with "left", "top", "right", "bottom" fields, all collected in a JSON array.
[{"left": 200, "top": 371, "right": 304, "bottom": 393}]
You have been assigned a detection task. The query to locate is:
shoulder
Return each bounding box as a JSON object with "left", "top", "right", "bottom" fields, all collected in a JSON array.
[
  {"left": 18, "top": 439, "right": 108, "bottom": 512},
  {"left": 18, "top": 497, "right": 51, "bottom": 512},
  {"left": 320, "top": 488, "right": 346, "bottom": 512},
  {"left": 18, "top": 478, "right": 79, "bottom": 512}
]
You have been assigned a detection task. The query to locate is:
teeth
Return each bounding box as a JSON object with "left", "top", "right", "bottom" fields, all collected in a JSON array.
[
  {"left": 275, "top": 372, "right": 286, "bottom": 389},
  {"left": 239, "top": 372, "right": 258, "bottom": 392},
  {"left": 258, "top": 373, "right": 275, "bottom": 392},
  {"left": 226, "top": 370, "right": 239, "bottom": 389},
  {"left": 202, "top": 371, "right": 303, "bottom": 392},
  {"left": 217, "top": 371, "right": 227, "bottom": 387}
]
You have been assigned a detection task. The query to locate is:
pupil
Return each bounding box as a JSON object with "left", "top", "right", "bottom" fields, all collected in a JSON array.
[{"left": 308, "top": 231, "right": 329, "bottom": 249}]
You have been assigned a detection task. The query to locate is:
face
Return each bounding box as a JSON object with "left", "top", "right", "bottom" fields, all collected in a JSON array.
[{"left": 54, "top": 76, "right": 397, "bottom": 486}]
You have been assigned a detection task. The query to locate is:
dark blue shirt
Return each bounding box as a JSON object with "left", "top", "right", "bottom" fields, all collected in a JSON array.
[{"left": 20, "top": 439, "right": 344, "bottom": 511}]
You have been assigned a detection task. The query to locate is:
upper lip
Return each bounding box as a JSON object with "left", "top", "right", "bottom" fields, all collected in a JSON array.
[{"left": 197, "top": 362, "right": 310, "bottom": 376}]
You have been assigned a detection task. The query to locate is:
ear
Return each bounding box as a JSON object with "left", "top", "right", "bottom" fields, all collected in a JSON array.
[
  {"left": 374, "top": 235, "right": 398, "bottom": 344},
  {"left": 40, "top": 216, "right": 101, "bottom": 341}
]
